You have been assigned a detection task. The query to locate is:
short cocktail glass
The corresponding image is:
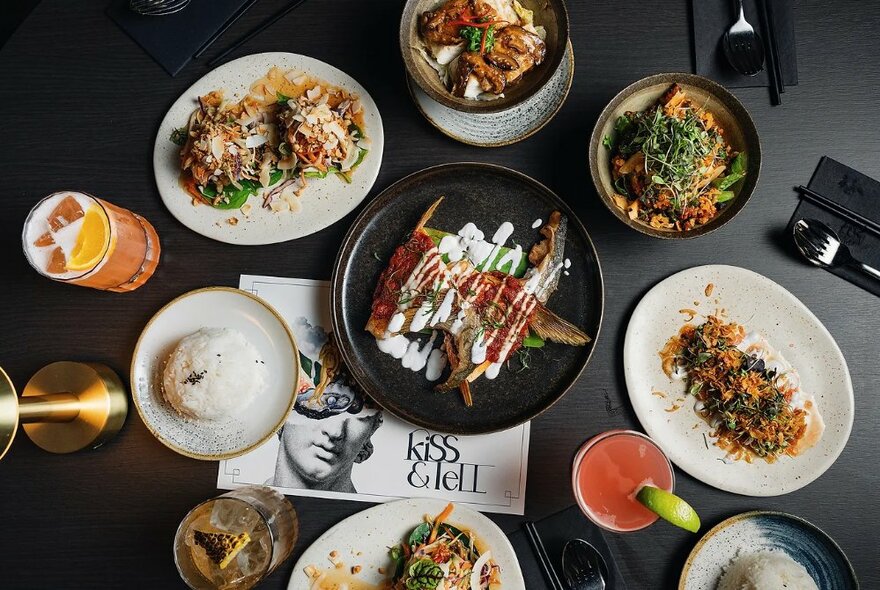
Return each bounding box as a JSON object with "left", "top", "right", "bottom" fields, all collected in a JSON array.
[
  {"left": 572, "top": 429, "right": 675, "bottom": 532},
  {"left": 174, "top": 486, "right": 298, "bottom": 590},
  {"left": 22, "top": 191, "right": 160, "bottom": 292}
]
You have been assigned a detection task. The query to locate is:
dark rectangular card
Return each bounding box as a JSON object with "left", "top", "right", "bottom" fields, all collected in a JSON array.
[
  {"left": 108, "top": 0, "right": 251, "bottom": 76},
  {"left": 692, "top": 0, "right": 798, "bottom": 88},
  {"left": 510, "top": 505, "right": 628, "bottom": 590},
  {"left": 787, "top": 157, "right": 880, "bottom": 297}
]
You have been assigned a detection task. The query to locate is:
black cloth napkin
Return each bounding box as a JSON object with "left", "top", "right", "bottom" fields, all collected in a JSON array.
[
  {"left": 107, "top": 0, "right": 251, "bottom": 76},
  {"left": 692, "top": 0, "right": 798, "bottom": 88},
  {"left": 509, "top": 505, "right": 628, "bottom": 590},
  {"left": 787, "top": 157, "right": 880, "bottom": 298}
]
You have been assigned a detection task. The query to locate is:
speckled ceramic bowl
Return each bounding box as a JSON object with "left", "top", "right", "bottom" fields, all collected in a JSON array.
[
  {"left": 130, "top": 287, "right": 300, "bottom": 460},
  {"left": 400, "top": 0, "right": 569, "bottom": 114},
  {"left": 406, "top": 41, "right": 573, "bottom": 146},
  {"left": 680, "top": 511, "right": 859, "bottom": 590},
  {"left": 589, "top": 73, "right": 761, "bottom": 239}
]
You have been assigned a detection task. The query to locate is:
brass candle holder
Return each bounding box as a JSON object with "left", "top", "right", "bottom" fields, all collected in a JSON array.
[{"left": 0, "top": 361, "right": 128, "bottom": 460}]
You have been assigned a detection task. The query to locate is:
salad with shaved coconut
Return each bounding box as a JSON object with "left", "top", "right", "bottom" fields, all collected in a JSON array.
[
  {"left": 174, "top": 67, "right": 369, "bottom": 214},
  {"left": 389, "top": 503, "right": 500, "bottom": 590}
]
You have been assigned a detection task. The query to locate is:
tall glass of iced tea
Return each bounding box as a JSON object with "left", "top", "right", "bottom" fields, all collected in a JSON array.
[{"left": 22, "top": 191, "right": 160, "bottom": 292}]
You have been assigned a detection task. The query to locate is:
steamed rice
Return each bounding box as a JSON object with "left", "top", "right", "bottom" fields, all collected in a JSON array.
[
  {"left": 162, "top": 327, "right": 266, "bottom": 420},
  {"left": 717, "top": 551, "right": 818, "bottom": 590}
]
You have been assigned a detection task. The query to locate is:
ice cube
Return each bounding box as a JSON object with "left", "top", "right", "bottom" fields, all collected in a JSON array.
[
  {"left": 210, "top": 499, "right": 262, "bottom": 534},
  {"left": 46, "top": 247, "right": 66, "bottom": 274},
  {"left": 210, "top": 499, "right": 243, "bottom": 532},
  {"left": 237, "top": 533, "right": 270, "bottom": 578},
  {"left": 33, "top": 231, "right": 55, "bottom": 248},
  {"left": 47, "top": 195, "right": 84, "bottom": 231}
]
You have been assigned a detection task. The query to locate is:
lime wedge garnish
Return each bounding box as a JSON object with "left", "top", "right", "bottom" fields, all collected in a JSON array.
[{"left": 636, "top": 485, "right": 701, "bottom": 533}]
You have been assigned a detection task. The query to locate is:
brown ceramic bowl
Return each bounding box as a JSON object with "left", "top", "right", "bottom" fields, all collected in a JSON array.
[
  {"left": 400, "top": 0, "right": 569, "bottom": 114},
  {"left": 589, "top": 73, "right": 761, "bottom": 239}
]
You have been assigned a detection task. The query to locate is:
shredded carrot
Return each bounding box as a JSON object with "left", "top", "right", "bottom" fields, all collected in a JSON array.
[
  {"left": 428, "top": 503, "right": 455, "bottom": 544},
  {"left": 460, "top": 382, "right": 473, "bottom": 407}
]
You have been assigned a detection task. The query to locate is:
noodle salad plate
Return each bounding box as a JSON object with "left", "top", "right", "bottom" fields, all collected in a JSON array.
[
  {"left": 624, "top": 265, "right": 853, "bottom": 496},
  {"left": 154, "top": 52, "right": 384, "bottom": 245},
  {"left": 289, "top": 498, "right": 524, "bottom": 590}
]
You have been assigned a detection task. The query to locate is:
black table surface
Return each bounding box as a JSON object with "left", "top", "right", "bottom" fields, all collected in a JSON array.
[{"left": 1, "top": 1, "right": 878, "bottom": 588}]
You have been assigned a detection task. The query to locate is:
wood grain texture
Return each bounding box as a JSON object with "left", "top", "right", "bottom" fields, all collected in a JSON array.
[{"left": 0, "top": 0, "right": 878, "bottom": 588}]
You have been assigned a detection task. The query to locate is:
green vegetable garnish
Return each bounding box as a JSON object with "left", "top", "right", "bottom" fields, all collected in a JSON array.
[
  {"left": 404, "top": 559, "right": 444, "bottom": 590},
  {"left": 170, "top": 127, "right": 188, "bottom": 146},
  {"left": 459, "top": 24, "right": 495, "bottom": 53},
  {"left": 713, "top": 153, "right": 748, "bottom": 190},
  {"left": 199, "top": 169, "right": 284, "bottom": 209},
  {"left": 523, "top": 331, "right": 545, "bottom": 348},
  {"left": 716, "top": 190, "right": 735, "bottom": 203},
  {"left": 407, "top": 523, "right": 431, "bottom": 546},
  {"left": 276, "top": 91, "right": 292, "bottom": 104},
  {"left": 602, "top": 135, "right": 614, "bottom": 150}
]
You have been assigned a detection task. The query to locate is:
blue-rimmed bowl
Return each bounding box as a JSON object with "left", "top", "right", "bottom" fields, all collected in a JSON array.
[{"left": 680, "top": 511, "right": 858, "bottom": 589}]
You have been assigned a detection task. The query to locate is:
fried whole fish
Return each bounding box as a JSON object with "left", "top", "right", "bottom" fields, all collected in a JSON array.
[{"left": 367, "top": 197, "right": 589, "bottom": 406}]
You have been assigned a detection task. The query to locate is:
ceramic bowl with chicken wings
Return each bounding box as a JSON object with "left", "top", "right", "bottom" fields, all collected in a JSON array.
[
  {"left": 331, "top": 163, "right": 603, "bottom": 434},
  {"left": 400, "top": 0, "right": 569, "bottom": 113}
]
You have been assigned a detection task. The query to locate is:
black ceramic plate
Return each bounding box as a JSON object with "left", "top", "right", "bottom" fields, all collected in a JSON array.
[{"left": 331, "top": 163, "right": 604, "bottom": 434}]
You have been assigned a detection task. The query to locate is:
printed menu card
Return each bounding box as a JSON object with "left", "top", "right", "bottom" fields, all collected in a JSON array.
[{"left": 217, "top": 275, "right": 530, "bottom": 515}]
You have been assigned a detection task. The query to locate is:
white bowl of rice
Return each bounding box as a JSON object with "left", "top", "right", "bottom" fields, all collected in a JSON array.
[
  {"left": 717, "top": 551, "right": 818, "bottom": 590},
  {"left": 131, "top": 287, "right": 299, "bottom": 460}
]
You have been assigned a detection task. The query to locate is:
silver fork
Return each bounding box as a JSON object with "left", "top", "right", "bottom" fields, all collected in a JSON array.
[
  {"left": 793, "top": 218, "right": 880, "bottom": 281},
  {"left": 723, "top": 0, "right": 766, "bottom": 76},
  {"left": 562, "top": 539, "right": 607, "bottom": 590},
  {"left": 130, "top": 0, "right": 191, "bottom": 16}
]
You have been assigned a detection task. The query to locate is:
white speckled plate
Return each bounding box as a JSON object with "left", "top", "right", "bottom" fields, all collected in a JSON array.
[
  {"left": 154, "top": 53, "right": 384, "bottom": 245},
  {"left": 406, "top": 42, "right": 573, "bottom": 147},
  {"left": 624, "top": 265, "right": 853, "bottom": 496},
  {"left": 287, "top": 498, "right": 524, "bottom": 590},
  {"left": 130, "top": 287, "right": 299, "bottom": 460},
  {"left": 680, "top": 511, "right": 859, "bottom": 589}
]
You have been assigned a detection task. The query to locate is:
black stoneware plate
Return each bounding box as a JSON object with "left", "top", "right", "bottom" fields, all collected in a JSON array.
[{"left": 331, "top": 163, "right": 604, "bottom": 434}]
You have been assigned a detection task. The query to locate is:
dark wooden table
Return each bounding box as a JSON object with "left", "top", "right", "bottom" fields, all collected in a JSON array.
[{"left": 1, "top": 1, "right": 878, "bottom": 587}]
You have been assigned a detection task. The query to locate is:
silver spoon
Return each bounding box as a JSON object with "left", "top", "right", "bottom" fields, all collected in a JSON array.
[
  {"left": 793, "top": 219, "right": 880, "bottom": 281},
  {"left": 562, "top": 539, "right": 607, "bottom": 590},
  {"left": 723, "top": 0, "right": 766, "bottom": 76}
]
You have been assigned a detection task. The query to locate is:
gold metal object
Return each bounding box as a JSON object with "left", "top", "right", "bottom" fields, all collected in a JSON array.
[
  {"left": 0, "top": 368, "right": 17, "bottom": 460},
  {"left": 0, "top": 362, "right": 128, "bottom": 458}
]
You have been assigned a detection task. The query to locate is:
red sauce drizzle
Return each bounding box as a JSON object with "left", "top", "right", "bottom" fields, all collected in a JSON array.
[{"left": 371, "top": 231, "right": 435, "bottom": 320}]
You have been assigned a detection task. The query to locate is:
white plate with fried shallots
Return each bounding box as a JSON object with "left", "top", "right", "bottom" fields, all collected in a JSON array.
[{"left": 624, "top": 265, "right": 853, "bottom": 496}]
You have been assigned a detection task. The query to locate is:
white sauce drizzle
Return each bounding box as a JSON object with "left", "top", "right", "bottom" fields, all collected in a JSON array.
[
  {"left": 495, "top": 244, "right": 523, "bottom": 274},
  {"left": 531, "top": 218, "right": 543, "bottom": 229},
  {"left": 485, "top": 362, "right": 503, "bottom": 380},
  {"left": 431, "top": 288, "right": 456, "bottom": 325},
  {"left": 409, "top": 298, "right": 435, "bottom": 333},
  {"left": 450, "top": 304, "right": 469, "bottom": 335},
  {"left": 376, "top": 218, "right": 559, "bottom": 381},
  {"left": 376, "top": 333, "right": 410, "bottom": 359},
  {"left": 471, "top": 334, "right": 488, "bottom": 364},
  {"left": 387, "top": 311, "right": 405, "bottom": 333},
  {"left": 401, "top": 331, "right": 439, "bottom": 372},
  {"left": 425, "top": 349, "right": 447, "bottom": 381},
  {"left": 564, "top": 258, "right": 571, "bottom": 269}
]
